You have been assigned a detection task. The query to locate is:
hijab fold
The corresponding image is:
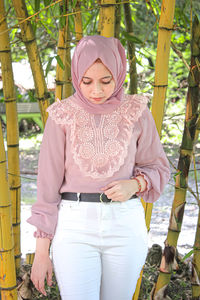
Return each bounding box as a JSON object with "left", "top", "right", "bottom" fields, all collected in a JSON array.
[{"left": 71, "top": 35, "right": 127, "bottom": 114}]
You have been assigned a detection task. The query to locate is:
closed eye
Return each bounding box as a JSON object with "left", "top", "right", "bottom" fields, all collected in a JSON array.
[
  {"left": 82, "top": 81, "right": 92, "bottom": 85},
  {"left": 102, "top": 80, "right": 112, "bottom": 84}
]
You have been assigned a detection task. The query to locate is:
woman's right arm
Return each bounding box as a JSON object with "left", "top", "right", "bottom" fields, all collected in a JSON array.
[
  {"left": 27, "top": 115, "right": 66, "bottom": 293},
  {"left": 27, "top": 116, "right": 66, "bottom": 236},
  {"left": 31, "top": 238, "right": 52, "bottom": 296}
]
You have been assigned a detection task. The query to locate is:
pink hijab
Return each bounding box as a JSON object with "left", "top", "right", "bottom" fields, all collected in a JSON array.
[{"left": 71, "top": 35, "right": 127, "bottom": 114}]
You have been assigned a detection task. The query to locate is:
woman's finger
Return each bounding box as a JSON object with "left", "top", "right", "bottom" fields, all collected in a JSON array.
[
  {"left": 47, "top": 267, "right": 53, "bottom": 286},
  {"left": 38, "top": 280, "right": 47, "bottom": 296},
  {"left": 101, "top": 181, "right": 119, "bottom": 191}
]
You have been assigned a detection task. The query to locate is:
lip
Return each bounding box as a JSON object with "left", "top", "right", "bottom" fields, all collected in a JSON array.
[{"left": 92, "top": 97, "right": 104, "bottom": 101}]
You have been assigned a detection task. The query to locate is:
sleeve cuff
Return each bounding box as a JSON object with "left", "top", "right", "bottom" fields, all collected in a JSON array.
[{"left": 33, "top": 229, "right": 54, "bottom": 240}]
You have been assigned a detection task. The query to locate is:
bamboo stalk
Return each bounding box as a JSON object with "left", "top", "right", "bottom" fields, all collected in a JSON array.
[
  {"left": 74, "top": 0, "right": 83, "bottom": 44},
  {"left": 62, "top": 19, "right": 72, "bottom": 98},
  {"left": 152, "top": 15, "right": 200, "bottom": 299},
  {"left": 99, "top": 0, "right": 116, "bottom": 37},
  {"left": 192, "top": 207, "right": 200, "bottom": 299},
  {"left": 0, "top": 123, "right": 17, "bottom": 299},
  {"left": 134, "top": 1, "right": 176, "bottom": 299},
  {"left": 115, "top": 0, "right": 121, "bottom": 39},
  {"left": 55, "top": 25, "right": 66, "bottom": 100},
  {"left": 12, "top": 0, "right": 50, "bottom": 127},
  {"left": 123, "top": 2, "right": 137, "bottom": 94},
  {"left": 190, "top": 16, "right": 200, "bottom": 299},
  {"left": 55, "top": 0, "right": 72, "bottom": 100},
  {"left": 0, "top": 0, "right": 21, "bottom": 270}
]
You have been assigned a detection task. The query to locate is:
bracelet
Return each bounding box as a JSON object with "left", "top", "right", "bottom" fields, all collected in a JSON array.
[{"left": 131, "top": 176, "right": 142, "bottom": 193}]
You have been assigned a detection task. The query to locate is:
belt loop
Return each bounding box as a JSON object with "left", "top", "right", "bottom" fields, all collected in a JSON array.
[{"left": 77, "top": 193, "right": 80, "bottom": 203}]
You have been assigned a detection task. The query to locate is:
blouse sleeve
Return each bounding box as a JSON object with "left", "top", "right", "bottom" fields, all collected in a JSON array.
[
  {"left": 27, "top": 116, "right": 66, "bottom": 237},
  {"left": 133, "top": 107, "right": 170, "bottom": 203}
]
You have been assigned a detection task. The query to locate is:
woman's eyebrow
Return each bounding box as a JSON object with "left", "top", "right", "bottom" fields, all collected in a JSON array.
[
  {"left": 82, "top": 76, "right": 112, "bottom": 80},
  {"left": 102, "top": 76, "right": 112, "bottom": 79}
]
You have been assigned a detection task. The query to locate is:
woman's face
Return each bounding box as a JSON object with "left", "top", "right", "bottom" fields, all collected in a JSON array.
[{"left": 79, "top": 61, "right": 115, "bottom": 104}]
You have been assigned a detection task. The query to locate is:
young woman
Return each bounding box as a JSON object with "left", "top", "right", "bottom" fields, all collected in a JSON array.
[{"left": 27, "top": 35, "right": 170, "bottom": 300}]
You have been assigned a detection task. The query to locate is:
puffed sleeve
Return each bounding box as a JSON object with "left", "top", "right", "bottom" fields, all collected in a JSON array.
[
  {"left": 133, "top": 107, "right": 170, "bottom": 203},
  {"left": 27, "top": 116, "right": 66, "bottom": 236}
]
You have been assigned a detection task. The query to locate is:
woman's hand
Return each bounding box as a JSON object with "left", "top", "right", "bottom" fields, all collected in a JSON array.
[
  {"left": 31, "top": 238, "right": 52, "bottom": 296},
  {"left": 101, "top": 176, "right": 147, "bottom": 202}
]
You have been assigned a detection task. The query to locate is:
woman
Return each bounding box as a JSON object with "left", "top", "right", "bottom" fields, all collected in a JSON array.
[{"left": 28, "top": 35, "right": 170, "bottom": 300}]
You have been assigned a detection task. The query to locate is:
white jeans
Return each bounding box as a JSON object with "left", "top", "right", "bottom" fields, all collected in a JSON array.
[{"left": 51, "top": 197, "right": 148, "bottom": 300}]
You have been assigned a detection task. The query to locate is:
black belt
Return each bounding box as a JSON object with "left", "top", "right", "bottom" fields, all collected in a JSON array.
[{"left": 61, "top": 192, "right": 137, "bottom": 203}]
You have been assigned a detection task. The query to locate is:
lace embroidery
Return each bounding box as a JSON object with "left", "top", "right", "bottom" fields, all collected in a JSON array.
[{"left": 47, "top": 95, "right": 148, "bottom": 179}]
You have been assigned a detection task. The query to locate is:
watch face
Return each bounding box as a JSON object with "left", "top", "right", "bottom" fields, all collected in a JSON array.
[{"left": 100, "top": 193, "right": 112, "bottom": 203}]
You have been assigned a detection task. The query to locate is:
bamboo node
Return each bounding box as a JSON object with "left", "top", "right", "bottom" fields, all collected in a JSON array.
[
  {"left": 4, "top": 98, "right": 17, "bottom": 103},
  {"left": 0, "top": 285, "right": 18, "bottom": 291},
  {"left": 180, "top": 148, "right": 193, "bottom": 156},
  {"left": 159, "top": 26, "right": 174, "bottom": 31},
  {"left": 0, "top": 159, "right": 6, "bottom": 164},
  {"left": 100, "top": 3, "right": 116, "bottom": 7},
  {"left": 0, "top": 49, "right": 10, "bottom": 53},
  {"left": 0, "top": 204, "right": 11, "bottom": 208},
  {"left": 22, "top": 38, "right": 36, "bottom": 44},
  {"left": 12, "top": 222, "right": 21, "bottom": 227},
  {"left": 7, "top": 144, "right": 19, "bottom": 148},
  {"left": 10, "top": 185, "right": 21, "bottom": 190},
  {"left": 55, "top": 80, "right": 66, "bottom": 85},
  {"left": 153, "top": 84, "right": 168, "bottom": 88},
  {"left": 0, "top": 245, "right": 14, "bottom": 253}
]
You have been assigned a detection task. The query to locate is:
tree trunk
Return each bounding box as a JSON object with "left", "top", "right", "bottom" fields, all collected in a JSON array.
[
  {"left": 12, "top": 0, "right": 50, "bottom": 127},
  {"left": 152, "top": 15, "right": 200, "bottom": 300},
  {"left": 0, "top": 122, "right": 17, "bottom": 299},
  {"left": 0, "top": 0, "right": 21, "bottom": 270},
  {"left": 123, "top": 2, "right": 137, "bottom": 94}
]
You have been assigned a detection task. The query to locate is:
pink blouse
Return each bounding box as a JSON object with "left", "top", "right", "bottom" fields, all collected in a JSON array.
[{"left": 27, "top": 94, "right": 170, "bottom": 238}]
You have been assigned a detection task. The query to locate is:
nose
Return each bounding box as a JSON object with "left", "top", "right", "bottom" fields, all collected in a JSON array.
[{"left": 92, "top": 82, "right": 103, "bottom": 94}]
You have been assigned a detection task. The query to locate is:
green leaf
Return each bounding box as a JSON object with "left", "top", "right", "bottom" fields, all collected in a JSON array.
[
  {"left": 35, "top": 0, "right": 40, "bottom": 12},
  {"left": 72, "top": 0, "right": 78, "bottom": 8},
  {"left": 44, "top": 0, "right": 51, "bottom": 6},
  {"left": 45, "top": 56, "right": 54, "bottom": 77},
  {"left": 55, "top": 55, "right": 65, "bottom": 70},
  {"left": 181, "top": 249, "right": 195, "bottom": 261},
  {"left": 122, "top": 31, "right": 143, "bottom": 44}
]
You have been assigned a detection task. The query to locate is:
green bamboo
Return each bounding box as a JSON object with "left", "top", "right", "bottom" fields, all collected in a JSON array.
[
  {"left": 74, "top": 0, "right": 83, "bottom": 43},
  {"left": 0, "top": 0, "right": 21, "bottom": 270},
  {"left": 55, "top": 2, "right": 67, "bottom": 101},
  {"left": 12, "top": 0, "right": 50, "bottom": 126},
  {"left": 62, "top": 17, "right": 72, "bottom": 98},
  {"left": 134, "top": 0, "right": 176, "bottom": 298},
  {"left": 123, "top": 2, "right": 137, "bottom": 94},
  {"left": 114, "top": 0, "right": 121, "bottom": 39},
  {"left": 99, "top": 0, "right": 116, "bottom": 37},
  {"left": 152, "top": 15, "right": 200, "bottom": 299},
  {"left": 55, "top": 0, "right": 72, "bottom": 100},
  {"left": 0, "top": 123, "right": 17, "bottom": 299},
  {"left": 190, "top": 16, "right": 200, "bottom": 299}
]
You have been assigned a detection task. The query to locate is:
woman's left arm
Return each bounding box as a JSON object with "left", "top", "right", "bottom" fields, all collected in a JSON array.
[
  {"left": 132, "top": 107, "right": 170, "bottom": 203},
  {"left": 102, "top": 107, "right": 170, "bottom": 203}
]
